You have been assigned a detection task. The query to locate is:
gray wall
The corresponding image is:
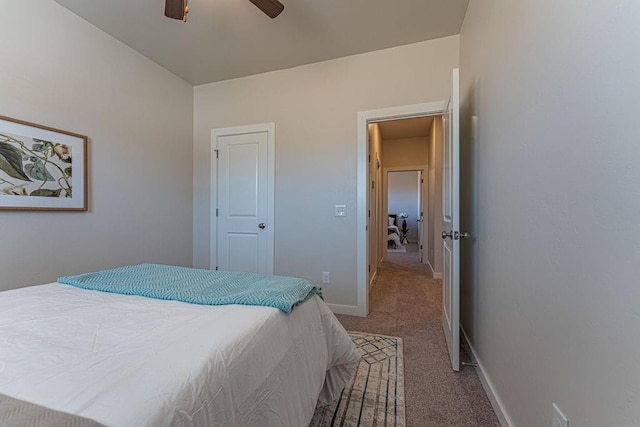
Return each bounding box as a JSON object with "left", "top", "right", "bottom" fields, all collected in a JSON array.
[
  {"left": 194, "top": 37, "right": 460, "bottom": 307},
  {"left": 0, "top": 0, "right": 194, "bottom": 291},
  {"left": 460, "top": 1, "right": 640, "bottom": 425}
]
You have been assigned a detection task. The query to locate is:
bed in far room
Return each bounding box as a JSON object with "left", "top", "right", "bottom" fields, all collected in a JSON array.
[
  {"left": 0, "top": 264, "right": 360, "bottom": 427},
  {"left": 387, "top": 214, "right": 404, "bottom": 249}
]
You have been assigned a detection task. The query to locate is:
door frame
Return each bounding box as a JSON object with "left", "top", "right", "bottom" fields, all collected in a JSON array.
[
  {"left": 356, "top": 101, "right": 446, "bottom": 317},
  {"left": 210, "top": 123, "right": 276, "bottom": 273},
  {"left": 382, "top": 165, "right": 428, "bottom": 262}
]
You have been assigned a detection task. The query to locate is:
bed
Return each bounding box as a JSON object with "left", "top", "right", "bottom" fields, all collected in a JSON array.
[
  {"left": 0, "top": 265, "right": 360, "bottom": 427},
  {"left": 387, "top": 214, "right": 403, "bottom": 249}
]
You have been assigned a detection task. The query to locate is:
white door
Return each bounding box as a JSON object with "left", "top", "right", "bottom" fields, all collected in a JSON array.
[
  {"left": 442, "top": 69, "right": 461, "bottom": 371},
  {"left": 211, "top": 124, "right": 274, "bottom": 274}
]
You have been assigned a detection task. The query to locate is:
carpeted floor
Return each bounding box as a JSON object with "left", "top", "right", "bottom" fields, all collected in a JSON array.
[{"left": 335, "top": 249, "right": 499, "bottom": 426}]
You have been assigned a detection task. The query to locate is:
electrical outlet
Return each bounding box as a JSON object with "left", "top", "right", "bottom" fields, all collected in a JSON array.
[
  {"left": 552, "top": 403, "right": 569, "bottom": 427},
  {"left": 322, "top": 272, "right": 330, "bottom": 284},
  {"left": 334, "top": 205, "right": 347, "bottom": 217}
]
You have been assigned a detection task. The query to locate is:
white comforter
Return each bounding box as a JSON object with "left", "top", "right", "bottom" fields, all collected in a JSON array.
[
  {"left": 0, "top": 283, "right": 360, "bottom": 426},
  {"left": 388, "top": 225, "right": 401, "bottom": 236}
]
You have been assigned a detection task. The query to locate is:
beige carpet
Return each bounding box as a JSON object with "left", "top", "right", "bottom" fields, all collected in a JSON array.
[
  {"left": 310, "top": 332, "right": 405, "bottom": 427},
  {"left": 336, "top": 255, "right": 499, "bottom": 426},
  {"left": 387, "top": 246, "right": 406, "bottom": 253}
]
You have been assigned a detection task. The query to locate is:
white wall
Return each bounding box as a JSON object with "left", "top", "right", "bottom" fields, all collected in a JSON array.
[
  {"left": 0, "top": 0, "right": 193, "bottom": 291},
  {"left": 387, "top": 171, "right": 419, "bottom": 242},
  {"left": 194, "top": 36, "right": 459, "bottom": 307},
  {"left": 460, "top": 1, "right": 640, "bottom": 425},
  {"left": 368, "top": 123, "right": 383, "bottom": 281},
  {"left": 382, "top": 136, "right": 429, "bottom": 167},
  {"left": 428, "top": 116, "right": 443, "bottom": 274}
]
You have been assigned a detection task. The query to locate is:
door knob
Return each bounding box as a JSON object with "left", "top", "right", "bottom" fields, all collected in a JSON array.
[
  {"left": 258, "top": 223, "right": 266, "bottom": 229},
  {"left": 442, "top": 231, "right": 471, "bottom": 240}
]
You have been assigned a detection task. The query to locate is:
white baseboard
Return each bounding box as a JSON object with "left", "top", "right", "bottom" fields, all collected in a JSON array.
[
  {"left": 427, "top": 261, "right": 443, "bottom": 279},
  {"left": 327, "top": 303, "right": 362, "bottom": 317},
  {"left": 460, "top": 327, "right": 513, "bottom": 427}
]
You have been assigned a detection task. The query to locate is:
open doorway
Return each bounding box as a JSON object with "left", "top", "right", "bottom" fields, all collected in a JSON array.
[
  {"left": 356, "top": 101, "right": 446, "bottom": 317},
  {"left": 368, "top": 115, "right": 444, "bottom": 280},
  {"left": 386, "top": 169, "right": 423, "bottom": 261},
  {"left": 355, "top": 72, "right": 460, "bottom": 369}
]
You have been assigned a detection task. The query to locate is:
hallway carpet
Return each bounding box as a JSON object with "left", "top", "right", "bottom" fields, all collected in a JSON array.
[{"left": 336, "top": 259, "right": 499, "bottom": 426}]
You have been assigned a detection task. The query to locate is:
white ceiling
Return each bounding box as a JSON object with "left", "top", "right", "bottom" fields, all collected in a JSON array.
[
  {"left": 379, "top": 117, "right": 434, "bottom": 140},
  {"left": 52, "top": 0, "right": 469, "bottom": 85}
]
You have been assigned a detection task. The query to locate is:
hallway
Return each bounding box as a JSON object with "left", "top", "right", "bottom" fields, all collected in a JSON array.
[{"left": 336, "top": 260, "right": 499, "bottom": 426}]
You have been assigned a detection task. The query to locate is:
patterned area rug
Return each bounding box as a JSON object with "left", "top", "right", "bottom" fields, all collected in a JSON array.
[{"left": 310, "top": 332, "right": 405, "bottom": 427}]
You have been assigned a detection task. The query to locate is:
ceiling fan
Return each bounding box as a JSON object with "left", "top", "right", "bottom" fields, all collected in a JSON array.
[{"left": 165, "top": 0, "right": 284, "bottom": 22}]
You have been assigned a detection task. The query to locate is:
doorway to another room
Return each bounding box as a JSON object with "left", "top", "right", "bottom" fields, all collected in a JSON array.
[
  {"left": 345, "top": 75, "right": 495, "bottom": 421},
  {"left": 368, "top": 115, "right": 444, "bottom": 279},
  {"left": 386, "top": 169, "right": 424, "bottom": 266},
  {"left": 357, "top": 70, "right": 462, "bottom": 373}
]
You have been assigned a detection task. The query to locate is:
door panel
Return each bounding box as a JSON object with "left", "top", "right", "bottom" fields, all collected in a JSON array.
[
  {"left": 227, "top": 233, "right": 259, "bottom": 272},
  {"left": 227, "top": 144, "right": 259, "bottom": 216},
  {"left": 442, "top": 68, "right": 460, "bottom": 371},
  {"left": 214, "top": 128, "right": 273, "bottom": 274},
  {"left": 443, "top": 243, "right": 452, "bottom": 328}
]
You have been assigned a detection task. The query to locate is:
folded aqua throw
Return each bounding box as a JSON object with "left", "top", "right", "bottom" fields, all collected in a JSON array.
[{"left": 58, "top": 264, "right": 321, "bottom": 313}]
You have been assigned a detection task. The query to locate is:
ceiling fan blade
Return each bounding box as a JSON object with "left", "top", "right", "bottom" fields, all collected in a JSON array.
[
  {"left": 248, "top": 0, "right": 284, "bottom": 19},
  {"left": 165, "top": 0, "right": 186, "bottom": 20}
]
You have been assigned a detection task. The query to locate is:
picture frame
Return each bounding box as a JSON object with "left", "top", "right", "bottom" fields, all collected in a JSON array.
[{"left": 0, "top": 115, "right": 87, "bottom": 211}]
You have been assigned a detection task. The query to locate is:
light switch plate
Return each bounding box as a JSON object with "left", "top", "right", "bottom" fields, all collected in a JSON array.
[{"left": 334, "top": 205, "right": 347, "bottom": 217}]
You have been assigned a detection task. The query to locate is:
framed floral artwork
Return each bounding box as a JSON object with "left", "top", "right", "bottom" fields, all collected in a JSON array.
[{"left": 0, "top": 115, "right": 87, "bottom": 211}]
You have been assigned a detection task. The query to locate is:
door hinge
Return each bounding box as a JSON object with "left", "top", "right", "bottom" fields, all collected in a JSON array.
[
  {"left": 368, "top": 154, "right": 371, "bottom": 162},
  {"left": 216, "top": 208, "right": 219, "bottom": 217},
  {"left": 420, "top": 245, "right": 423, "bottom": 249},
  {"left": 368, "top": 209, "right": 371, "bottom": 217},
  {"left": 372, "top": 180, "right": 375, "bottom": 189},
  {"left": 421, "top": 178, "right": 424, "bottom": 183},
  {"left": 215, "top": 266, "right": 218, "bottom": 271},
  {"left": 368, "top": 264, "right": 371, "bottom": 273},
  {"left": 214, "top": 149, "right": 219, "bottom": 159},
  {"left": 366, "top": 225, "right": 368, "bottom": 231}
]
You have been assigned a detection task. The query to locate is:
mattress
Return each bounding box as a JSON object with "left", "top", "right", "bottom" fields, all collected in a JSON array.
[{"left": 0, "top": 283, "right": 360, "bottom": 426}]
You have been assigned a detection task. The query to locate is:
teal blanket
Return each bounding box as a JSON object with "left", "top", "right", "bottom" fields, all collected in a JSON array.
[{"left": 58, "top": 264, "right": 321, "bottom": 313}]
